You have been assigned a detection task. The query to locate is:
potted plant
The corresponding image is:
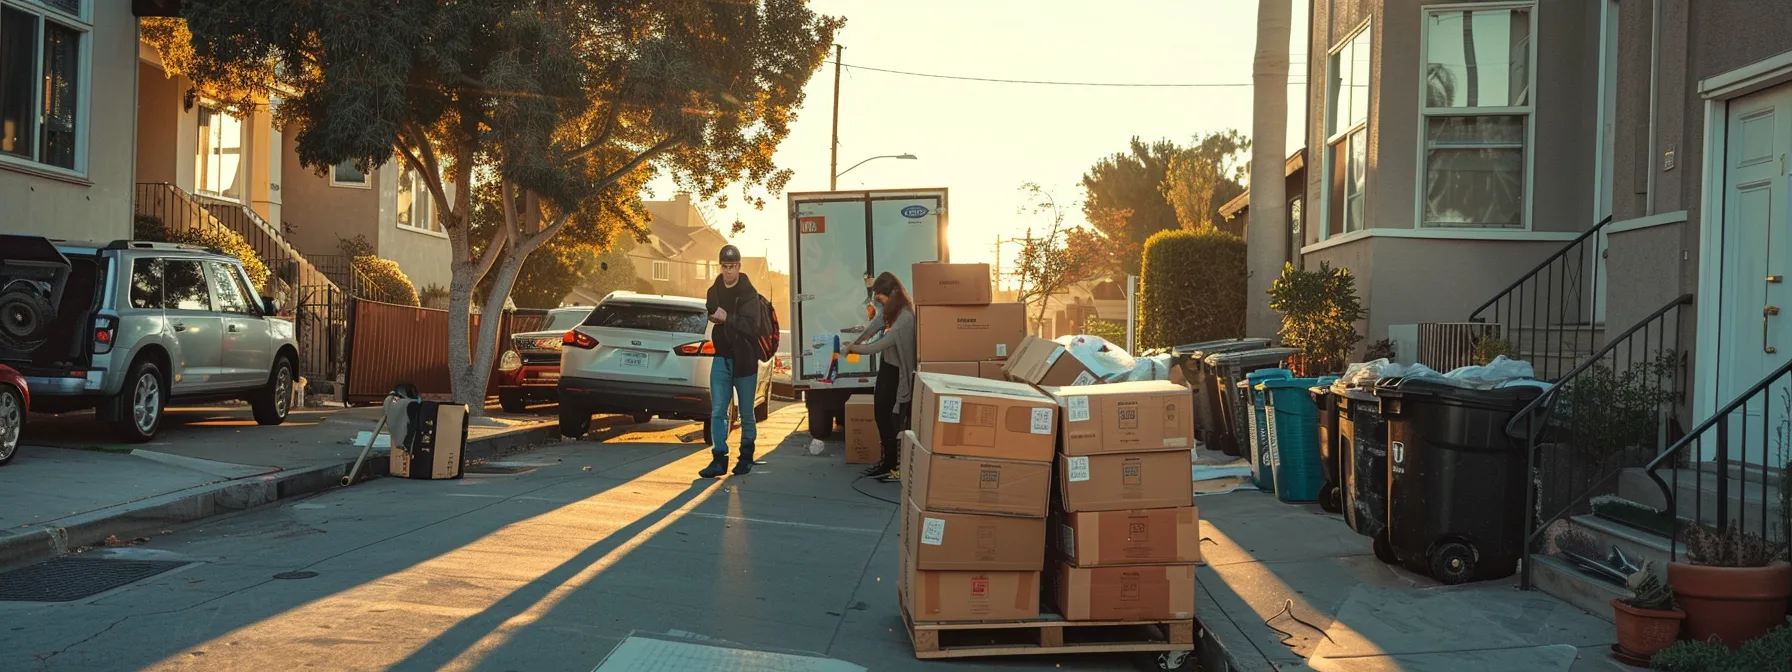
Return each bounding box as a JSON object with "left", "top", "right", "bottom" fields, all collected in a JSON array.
[
  {"left": 1668, "top": 523, "right": 1792, "bottom": 648},
  {"left": 1610, "top": 561, "right": 1684, "bottom": 659}
]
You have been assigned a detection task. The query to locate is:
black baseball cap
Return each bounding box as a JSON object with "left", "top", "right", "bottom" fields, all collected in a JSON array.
[{"left": 719, "top": 245, "right": 741, "bottom": 263}]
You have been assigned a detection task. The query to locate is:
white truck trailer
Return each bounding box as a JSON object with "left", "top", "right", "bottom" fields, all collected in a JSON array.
[{"left": 785, "top": 188, "right": 948, "bottom": 440}]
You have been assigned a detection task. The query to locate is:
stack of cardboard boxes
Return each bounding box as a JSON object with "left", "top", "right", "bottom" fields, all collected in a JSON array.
[
  {"left": 897, "top": 372, "right": 1058, "bottom": 621},
  {"left": 1047, "top": 380, "right": 1200, "bottom": 621},
  {"left": 911, "top": 263, "right": 1024, "bottom": 381}
]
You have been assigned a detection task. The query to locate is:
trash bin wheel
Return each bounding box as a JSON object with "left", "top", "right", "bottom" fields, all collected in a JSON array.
[
  {"left": 1319, "top": 485, "right": 1342, "bottom": 514},
  {"left": 1428, "top": 541, "right": 1478, "bottom": 585},
  {"left": 1371, "top": 530, "right": 1398, "bottom": 564}
]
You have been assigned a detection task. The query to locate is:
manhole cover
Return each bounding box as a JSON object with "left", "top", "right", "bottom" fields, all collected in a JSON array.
[
  {"left": 273, "top": 571, "right": 317, "bottom": 580},
  {"left": 0, "top": 557, "right": 189, "bottom": 602}
]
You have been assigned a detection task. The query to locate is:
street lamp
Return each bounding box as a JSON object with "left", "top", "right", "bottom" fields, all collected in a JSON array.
[{"left": 832, "top": 153, "right": 917, "bottom": 188}]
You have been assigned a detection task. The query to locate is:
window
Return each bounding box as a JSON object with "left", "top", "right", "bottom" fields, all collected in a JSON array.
[
  {"left": 1287, "top": 197, "right": 1304, "bottom": 263},
  {"left": 206, "top": 261, "right": 251, "bottom": 315},
  {"left": 652, "top": 261, "right": 670, "bottom": 282},
  {"left": 130, "top": 258, "right": 163, "bottom": 309},
  {"left": 164, "top": 260, "right": 212, "bottom": 312},
  {"left": 395, "top": 168, "right": 438, "bottom": 231},
  {"left": 0, "top": 1, "right": 86, "bottom": 172},
  {"left": 196, "top": 105, "right": 244, "bottom": 200},
  {"left": 1420, "top": 4, "right": 1533, "bottom": 229},
  {"left": 696, "top": 260, "right": 710, "bottom": 280},
  {"left": 1326, "top": 25, "right": 1372, "bottom": 237},
  {"left": 331, "top": 160, "right": 368, "bottom": 188},
  {"left": 581, "top": 303, "right": 708, "bottom": 335}
]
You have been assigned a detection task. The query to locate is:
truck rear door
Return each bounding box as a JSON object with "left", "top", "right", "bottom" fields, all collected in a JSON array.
[{"left": 793, "top": 195, "right": 875, "bottom": 382}]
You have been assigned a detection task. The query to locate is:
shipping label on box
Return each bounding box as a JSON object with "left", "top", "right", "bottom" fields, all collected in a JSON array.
[
  {"left": 1004, "top": 335, "right": 1101, "bottom": 387},
  {"left": 1057, "top": 507, "right": 1200, "bottom": 566},
  {"left": 911, "top": 262, "right": 992, "bottom": 306},
  {"left": 1054, "top": 562, "right": 1195, "bottom": 621},
  {"left": 904, "top": 431, "right": 1051, "bottom": 517},
  {"left": 1059, "top": 451, "right": 1195, "bottom": 512},
  {"left": 904, "top": 498, "right": 1047, "bottom": 571},
  {"left": 914, "top": 371, "right": 1057, "bottom": 463},
  {"left": 917, "top": 304, "right": 1027, "bottom": 362},
  {"left": 844, "top": 395, "right": 879, "bottom": 464},
  {"left": 1051, "top": 381, "right": 1194, "bottom": 456}
]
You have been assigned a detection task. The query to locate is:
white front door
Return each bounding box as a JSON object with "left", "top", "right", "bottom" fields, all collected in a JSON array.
[{"left": 1712, "top": 82, "right": 1792, "bottom": 465}]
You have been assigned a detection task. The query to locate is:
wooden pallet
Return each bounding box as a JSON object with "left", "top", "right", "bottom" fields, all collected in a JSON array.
[{"left": 901, "top": 604, "right": 1194, "bottom": 660}]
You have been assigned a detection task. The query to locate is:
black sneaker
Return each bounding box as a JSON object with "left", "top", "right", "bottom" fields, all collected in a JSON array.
[
  {"left": 732, "top": 444, "right": 756, "bottom": 475},
  {"left": 860, "top": 461, "right": 893, "bottom": 479},
  {"left": 699, "top": 453, "right": 729, "bottom": 478}
]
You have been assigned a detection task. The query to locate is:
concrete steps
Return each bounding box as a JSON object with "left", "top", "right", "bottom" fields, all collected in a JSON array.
[
  {"left": 1617, "top": 466, "right": 1787, "bottom": 542},
  {"left": 1530, "top": 553, "right": 1626, "bottom": 622}
]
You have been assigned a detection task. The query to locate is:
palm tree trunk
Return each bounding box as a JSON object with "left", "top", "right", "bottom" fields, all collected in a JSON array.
[{"left": 1247, "top": 0, "right": 1293, "bottom": 339}]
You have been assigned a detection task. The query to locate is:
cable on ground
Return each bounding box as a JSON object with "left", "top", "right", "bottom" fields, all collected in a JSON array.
[
  {"left": 851, "top": 474, "right": 900, "bottom": 505},
  {"left": 1263, "top": 599, "right": 1335, "bottom": 654}
]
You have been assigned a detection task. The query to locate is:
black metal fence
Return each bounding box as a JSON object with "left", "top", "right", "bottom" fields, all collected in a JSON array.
[{"left": 1468, "top": 216, "right": 1612, "bottom": 381}]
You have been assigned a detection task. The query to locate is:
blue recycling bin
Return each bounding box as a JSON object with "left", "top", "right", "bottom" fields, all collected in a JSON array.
[
  {"left": 1238, "top": 368, "right": 1293, "bottom": 491},
  {"left": 1260, "top": 376, "right": 1338, "bottom": 503}
]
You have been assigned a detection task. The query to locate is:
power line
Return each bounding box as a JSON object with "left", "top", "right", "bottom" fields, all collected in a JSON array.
[{"left": 825, "top": 61, "right": 1307, "bottom": 88}]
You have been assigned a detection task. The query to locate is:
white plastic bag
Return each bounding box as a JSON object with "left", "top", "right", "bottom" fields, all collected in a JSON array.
[
  {"left": 1056, "top": 334, "right": 1137, "bottom": 381},
  {"left": 1443, "top": 355, "right": 1537, "bottom": 389}
]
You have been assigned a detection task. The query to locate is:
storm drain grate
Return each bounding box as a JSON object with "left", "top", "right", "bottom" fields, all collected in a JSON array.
[{"left": 0, "top": 557, "right": 190, "bottom": 602}]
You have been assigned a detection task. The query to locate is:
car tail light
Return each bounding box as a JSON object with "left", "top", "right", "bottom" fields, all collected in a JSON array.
[
  {"left": 674, "top": 340, "right": 716, "bottom": 356},
  {"left": 498, "top": 350, "right": 523, "bottom": 372},
  {"left": 93, "top": 316, "right": 118, "bottom": 355},
  {"left": 563, "top": 331, "right": 598, "bottom": 349}
]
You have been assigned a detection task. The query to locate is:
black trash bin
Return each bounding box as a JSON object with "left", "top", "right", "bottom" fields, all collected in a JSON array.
[
  {"left": 1309, "top": 383, "right": 1343, "bottom": 514},
  {"left": 1207, "top": 347, "right": 1299, "bottom": 457},
  {"left": 1373, "top": 377, "right": 1544, "bottom": 585},
  {"left": 1336, "top": 384, "right": 1393, "bottom": 562},
  {"left": 1175, "top": 338, "right": 1270, "bottom": 453}
]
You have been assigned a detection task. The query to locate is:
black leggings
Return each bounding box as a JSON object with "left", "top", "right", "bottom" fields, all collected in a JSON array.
[{"left": 874, "top": 363, "right": 910, "bottom": 467}]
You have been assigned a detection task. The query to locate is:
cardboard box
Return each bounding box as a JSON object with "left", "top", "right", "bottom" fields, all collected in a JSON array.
[
  {"left": 1058, "top": 507, "right": 1200, "bottom": 566},
  {"left": 913, "top": 372, "right": 1058, "bottom": 463},
  {"left": 912, "top": 262, "right": 992, "bottom": 306},
  {"left": 1050, "top": 381, "right": 1194, "bottom": 456},
  {"left": 904, "top": 431, "right": 1051, "bottom": 518},
  {"left": 904, "top": 565, "right": 1042, "bottom": 622},
  {"left": 1059, "top": 451, "right": 1195, "bottom": 512},
  {"left": 904, "top": 498, "right": 1047, "bottom": 571},
  {"left": 1054, "top": 562, "right": 1195, "bottom": 621},
  {"left": 978, "top": 361, "right": 1008, "bottom": 381},
  {"left": 917, "top": 304, "right": 1027, "bottom": 362},
  {"left": 844, "top": 395, "right": 879, "bottom": 464},
  {"left": 1004, "top": 335, "right": 1101, "bottom": 387},
  {"left": 919, "top": 362, "right": 980, "bottom": 378}
]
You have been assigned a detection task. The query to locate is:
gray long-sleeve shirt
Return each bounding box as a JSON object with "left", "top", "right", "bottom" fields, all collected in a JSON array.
[{"left": 855, "top": 307, "right": 918, "bottom": 407}]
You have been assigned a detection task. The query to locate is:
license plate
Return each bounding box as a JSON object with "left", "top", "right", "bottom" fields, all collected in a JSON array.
[{"left": 622, "top": 352, "right": 647, "bottom": 368}]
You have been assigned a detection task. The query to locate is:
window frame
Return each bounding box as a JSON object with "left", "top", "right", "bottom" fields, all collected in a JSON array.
[
  {"left": 652, "top": 260, "right": 671, "bottom": 282},
  {"left": 0, "top": 0, "right": 91, "bottom": 178},
  {"left": 1320, "top": 20, "right": 1373, "bottom": 241},
  {"left": 194, "top": 102, "right": 246, "bottom": 201},
  {"left": 394, "top": 167, "right": 442, "bottom": 233},
  {"left": 329, "top": 160, "right": 371, "bottom": 189},
  {"left": 1412, "top": 1, "right": 1539, "bottom": 231}
]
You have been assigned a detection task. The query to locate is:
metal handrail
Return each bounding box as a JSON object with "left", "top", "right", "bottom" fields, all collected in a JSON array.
[
  {"left": 1468, "top": 216, "right": 1613, "bottom": 322},
  {"left": 1505, "top": 294, "right": 1694, "bottom": 442}
]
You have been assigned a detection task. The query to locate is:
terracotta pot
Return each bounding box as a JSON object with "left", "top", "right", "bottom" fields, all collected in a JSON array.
[
  {"left": 1667, "top": 560, "right": 1792, "bottom": 648},
  {"left": 1609, "top": 599, "right": 1685, "bottom": 656}
]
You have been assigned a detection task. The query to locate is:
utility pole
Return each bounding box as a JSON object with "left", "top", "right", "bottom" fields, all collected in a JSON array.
[{"left": 828, "top": 44, "right": 843, "bottom": 190}]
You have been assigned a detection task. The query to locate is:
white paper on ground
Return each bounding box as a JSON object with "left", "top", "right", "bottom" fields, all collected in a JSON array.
[{"left": 352, "top": 432, "right": 391, "bottom": 448}]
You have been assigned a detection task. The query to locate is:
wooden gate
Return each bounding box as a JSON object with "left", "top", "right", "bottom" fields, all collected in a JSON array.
[{"left": 345, "top": 302, "right": 547, "bottom": 404}]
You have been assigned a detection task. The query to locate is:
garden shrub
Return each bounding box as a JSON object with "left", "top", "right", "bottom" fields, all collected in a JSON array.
[
  {"left": 351, "top": 257, "right": 420, "bottom": 306},
  {"left": 1268, "top": 262, "right": 1365, "bottom": 374},
  {"left": 1138, "top": 228, "right": 1246, "bottom": 349}
]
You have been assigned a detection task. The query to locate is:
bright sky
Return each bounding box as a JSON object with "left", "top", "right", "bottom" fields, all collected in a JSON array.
[{"left": 650, "top": 0, "right": 1309, "bottom": 275}]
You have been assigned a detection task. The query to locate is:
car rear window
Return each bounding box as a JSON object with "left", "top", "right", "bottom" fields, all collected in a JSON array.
[
  {"left": 541, "top": 308, "right": 592, "bottom": 332},
  {"left": 582, "top": 303, "right": 707, "bottom": 334}
]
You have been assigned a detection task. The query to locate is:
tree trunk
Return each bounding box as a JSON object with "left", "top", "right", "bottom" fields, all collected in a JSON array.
[{"left": 1247, "top": 0, "right": 1293, "bottom": 340}]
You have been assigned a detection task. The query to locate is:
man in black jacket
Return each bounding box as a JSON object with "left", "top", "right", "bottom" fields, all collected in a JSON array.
[{"left": 701, "top": 244, "right": 763, "bottom": 478}]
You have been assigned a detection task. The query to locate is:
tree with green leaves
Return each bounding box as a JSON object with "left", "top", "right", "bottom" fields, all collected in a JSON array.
[
  {"left": 1011, "top": 183, "right": 1101, "bottom": 330},
  {"left": 1081, "top": 138, "right": 1181, "bottom": 276},
  {"left": 1161, "top": 130, "right": 1251, "bottom": 231},
  {"left": 168, "top": 0, "right": 842, "bottom": 410}
]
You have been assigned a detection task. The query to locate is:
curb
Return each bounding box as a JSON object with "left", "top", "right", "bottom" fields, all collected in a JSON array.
[{"left": 0, "top": 422, "right": 559, "bottom": 571}]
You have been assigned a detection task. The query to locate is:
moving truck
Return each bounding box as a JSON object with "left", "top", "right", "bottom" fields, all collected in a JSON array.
[{"left": 787, "top": 189, "right": 948, "bottom": 440}]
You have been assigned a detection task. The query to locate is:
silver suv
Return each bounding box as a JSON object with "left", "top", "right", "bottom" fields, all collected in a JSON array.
[{"left": 2, "top": 239, "right": 298, "bottom": 442}]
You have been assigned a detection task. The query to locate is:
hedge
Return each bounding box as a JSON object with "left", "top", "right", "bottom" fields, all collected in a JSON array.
[
  {"left": 351, "top": 256, "right": 421, "bottom": 306},
  {"left": 1139, "top": 228, "right": 1246, "bottom": 349}
]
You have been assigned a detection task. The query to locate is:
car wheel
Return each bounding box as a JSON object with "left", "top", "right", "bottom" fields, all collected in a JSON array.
[
  {"left": 498, "top": 389, "right": 528, "bottom": 413},
  {"left": 113, "top": 360, "right": 165, "bottom": 443},
  {"left": 251, "top": 356, "right": 295, "bottom": 426},
  {"left": 559, "top": 403, "right": 592, "bottom": 438},
  {"left": 0, "top": 384, "right": 22, "bottom": 466},
  {"left": 630, "top": 412, "right": 654, "bottom": 425}
]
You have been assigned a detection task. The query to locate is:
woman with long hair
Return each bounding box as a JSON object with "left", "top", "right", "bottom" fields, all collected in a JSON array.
[{"left": 845, "top": 272, "right": 917, "bottom": 481}]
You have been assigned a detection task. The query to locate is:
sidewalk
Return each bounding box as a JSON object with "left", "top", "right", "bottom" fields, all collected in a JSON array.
[
  {"left": 1191, "top": 452, "right": 1637, "bottom": 672},
  {"left": 0, "top": 402, "right": 566, "bottom": 569}
]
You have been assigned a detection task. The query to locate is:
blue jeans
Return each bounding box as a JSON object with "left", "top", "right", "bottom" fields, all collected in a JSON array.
[{"left": 709, "top": 358, "right": 758, "bottom": 455}]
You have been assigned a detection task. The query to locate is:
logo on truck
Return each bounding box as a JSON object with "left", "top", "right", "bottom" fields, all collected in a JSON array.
[
  {"left": 799, "top": 216, "right": 826, "bottom": 234},
  {"left": 901, "top": 205, "right": 929, "bottom": 219}
]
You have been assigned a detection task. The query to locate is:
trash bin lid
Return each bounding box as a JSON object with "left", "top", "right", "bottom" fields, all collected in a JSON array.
[
  {"left": 1339, "top": 386, "right": 1379, "bottom": 401},
  {"left": 1184, "top": 338, "right": 1273, "bottom": 360},
  {"left": 1205, "top": 347, "right": 1300, "bottom": 367},
  {"left": 1262, "top": 376, "right": 1330, "bottom": 390},
  {"left": 1245, "top": 368, "right": 1294, "bottom": 383},
  {"left": 1374, "top": 376, "right": 1547, "bottom": 409}
]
